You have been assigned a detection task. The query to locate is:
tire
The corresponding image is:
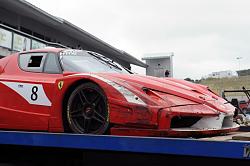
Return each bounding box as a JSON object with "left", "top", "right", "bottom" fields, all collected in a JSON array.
[{"left": 65, "top": 82, "right": 109, "bottom": 134}]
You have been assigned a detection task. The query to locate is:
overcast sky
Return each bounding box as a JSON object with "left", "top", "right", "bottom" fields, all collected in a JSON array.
[{"left": 26, "top": 0, "right": 250, "bottom": 79}]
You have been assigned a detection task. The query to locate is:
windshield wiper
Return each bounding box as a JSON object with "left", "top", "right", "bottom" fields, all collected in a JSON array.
[
  {"left": 87, "top": 51, "right": 123, "bottom": 71},
  {"left": 120, "top": 65, "right": 134, "bottom": 74}
]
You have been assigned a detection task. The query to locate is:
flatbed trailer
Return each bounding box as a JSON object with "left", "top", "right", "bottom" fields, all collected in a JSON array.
[{"left": 0, "top": 128, "right": 249, "bottom": 165}]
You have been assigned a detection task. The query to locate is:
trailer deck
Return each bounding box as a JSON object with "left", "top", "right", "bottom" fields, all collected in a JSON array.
[
  {"left": 0, "top": 128, "right": 249, "bottom": 165},
  {"left": 0, "top": 129, "right": 249, "bottom": 159}
]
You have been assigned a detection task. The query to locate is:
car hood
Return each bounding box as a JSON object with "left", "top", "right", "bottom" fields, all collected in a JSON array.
[{"left": 95, "top": 73, "right": 234, "bottom": 114}]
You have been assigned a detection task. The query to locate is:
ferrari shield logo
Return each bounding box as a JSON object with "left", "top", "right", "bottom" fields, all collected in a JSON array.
[{"left": 58, "top": 81, "right": 64, "bottom": 90}]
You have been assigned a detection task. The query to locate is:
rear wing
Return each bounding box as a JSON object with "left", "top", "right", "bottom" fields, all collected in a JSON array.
[{"left": 222, "top": 87, "right": 250, "bottom": 100}]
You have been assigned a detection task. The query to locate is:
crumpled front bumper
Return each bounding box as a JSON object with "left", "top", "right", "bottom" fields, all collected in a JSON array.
[
  {"left": 110, "top": 105, "right": 240, "bottom": 138},
  {"left": 110, "top": 124, "right": 240, "bottom": 138}
]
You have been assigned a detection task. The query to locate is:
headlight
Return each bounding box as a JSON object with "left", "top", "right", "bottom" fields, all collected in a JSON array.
[
  {"left": 89, "top": 74, "right": 146, "bottom": 105},
  {"left": 108, "top": 81, "right": 146, "bottom": 105}
]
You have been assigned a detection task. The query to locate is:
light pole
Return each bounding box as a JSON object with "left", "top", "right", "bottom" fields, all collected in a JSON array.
[{"left": 236, "top": 57, "right": 242, "bottom": 71}]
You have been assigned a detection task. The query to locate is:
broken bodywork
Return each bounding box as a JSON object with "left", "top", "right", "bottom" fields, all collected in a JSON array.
[{"left": 97, "top": 73, "right": 240, "bottom": 137}]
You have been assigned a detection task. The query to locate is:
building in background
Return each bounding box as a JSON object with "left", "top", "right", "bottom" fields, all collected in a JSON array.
[
  {"left": 236, "top": 69, "right": 250, "bottom": 76},
  {"left": 0, "top": 25, "right": 48, "bottom": 57},
  {"left": 0, "top": 0, "right": 146, "bottom": 69},
  {"left": 203, "top": 70, "right": 238, "bottom": 79},
  {"left": 142, "top": 52, "right": 174, "bottom": 77}
]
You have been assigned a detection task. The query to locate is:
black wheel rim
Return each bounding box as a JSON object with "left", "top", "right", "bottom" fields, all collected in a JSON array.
[{"left": 68, "top": 86, "right": 108, "bottom": 134}]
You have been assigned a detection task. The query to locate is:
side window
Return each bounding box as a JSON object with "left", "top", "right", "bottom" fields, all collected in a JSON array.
[
  {"left": 19, "top": 53, "right": 47, "bottom": 72},
  {"left": 28, "top": 56, "right": 43, "bottom": 67},
  {"left": 44, "top": 53, "right": 62, "bottom": 73}
]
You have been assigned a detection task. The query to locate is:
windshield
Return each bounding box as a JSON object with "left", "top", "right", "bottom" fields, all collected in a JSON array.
[{"left": 59, "top": 50, "right": 131, "bottom": 74}]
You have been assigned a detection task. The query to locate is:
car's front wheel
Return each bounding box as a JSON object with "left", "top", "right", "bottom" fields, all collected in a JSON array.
[{"left": 66, "top": 82, "right": 109, "bottom": 134}]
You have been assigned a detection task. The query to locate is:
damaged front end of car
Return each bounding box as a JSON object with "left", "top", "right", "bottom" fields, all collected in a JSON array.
[
  {"left": 97, "top": 73, "right": 240, "bottom": 137},
  {"left": 110, "top": 86, "right": 239, "bottom": 138}
]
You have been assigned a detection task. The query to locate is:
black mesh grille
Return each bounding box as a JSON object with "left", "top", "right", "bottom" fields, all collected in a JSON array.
[
  {"left": 170, "top": 116, "right": 202, "bottom": 128},
  {"left": 222, "top": 115, "right": 233, "bottom": 128}
]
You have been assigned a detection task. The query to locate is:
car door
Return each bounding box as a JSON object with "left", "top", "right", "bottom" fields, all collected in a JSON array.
[{"left": 0, "top": 52, "right": 63, "bottom": 131}]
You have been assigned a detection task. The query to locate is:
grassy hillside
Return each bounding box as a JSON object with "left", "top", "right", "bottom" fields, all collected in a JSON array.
[{"left": 200, "top": 76, "right": 250, "bottom": 96}]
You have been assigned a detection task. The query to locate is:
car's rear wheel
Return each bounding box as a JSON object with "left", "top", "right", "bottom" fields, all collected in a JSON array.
[{"left": 66, "top": 82, "right": 109, "bottom": 134}]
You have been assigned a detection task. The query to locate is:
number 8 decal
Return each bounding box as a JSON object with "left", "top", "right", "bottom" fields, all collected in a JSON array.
[{"left": 31, "top": 86, "right": 38, "bottom": 101}]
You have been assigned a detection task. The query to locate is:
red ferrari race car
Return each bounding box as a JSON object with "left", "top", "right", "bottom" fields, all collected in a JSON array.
[{"left": 0, "top": 48, "right": 239, "bottom": 137}]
